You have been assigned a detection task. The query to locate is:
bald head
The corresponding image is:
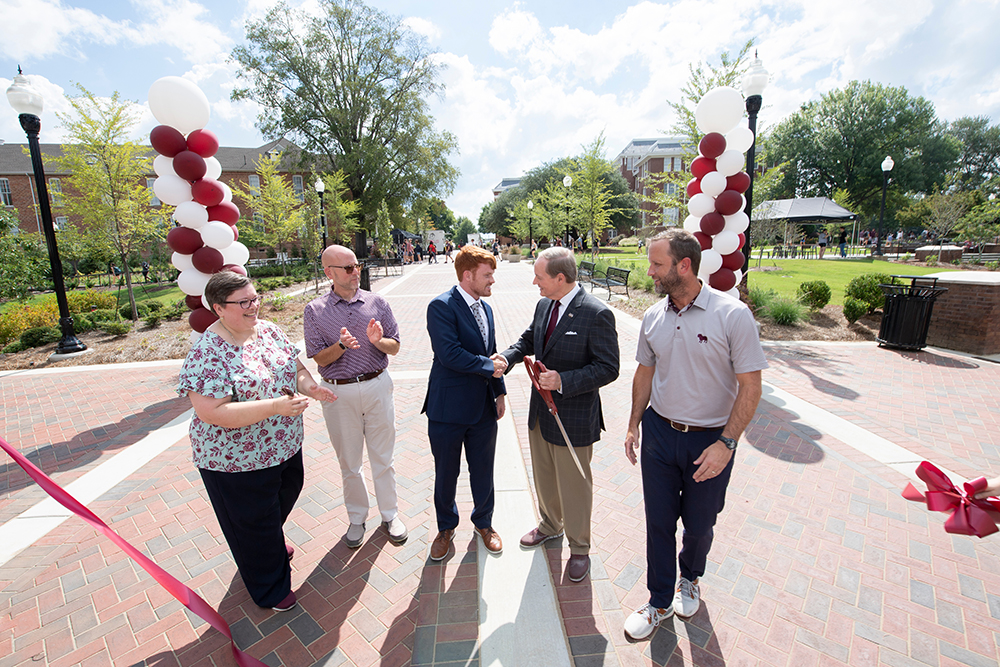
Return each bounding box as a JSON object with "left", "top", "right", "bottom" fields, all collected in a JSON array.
[{"left": 322, "top": 244, "right": 361, "bottom": 299}]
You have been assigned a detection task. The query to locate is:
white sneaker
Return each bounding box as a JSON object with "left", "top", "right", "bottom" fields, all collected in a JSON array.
[
  {"left": 623, "top": 603, "right": 673, "bottom": 640},
  {"left": 345, "top": 522, "right": 366, "bottom": 548},
  {"left": 673, "top": 577, "right": 700, "bottom": 618},
  {"left": 383, "top": 517, "right": 408, "bottom": 544}
]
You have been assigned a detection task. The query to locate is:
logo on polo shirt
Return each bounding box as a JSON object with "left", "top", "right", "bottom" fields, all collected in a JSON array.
[{"left": 697, "top": 334, "right": 708, "bottom": 344}]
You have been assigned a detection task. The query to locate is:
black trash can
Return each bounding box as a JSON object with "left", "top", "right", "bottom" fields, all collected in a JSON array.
[{"left": 876, "top": 275, "right": 947, "bottom": 350}]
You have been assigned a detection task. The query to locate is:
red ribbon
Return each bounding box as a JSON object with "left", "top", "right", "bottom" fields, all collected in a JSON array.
[
  {"left": 0, "top": 435, "right": 267, "bottom": 667},
  {"left": 902, "top": 461, "right": 1000, "bottom": 538},
  {"left": 524, "top": 357, "right": 559, "bottom": 415}
]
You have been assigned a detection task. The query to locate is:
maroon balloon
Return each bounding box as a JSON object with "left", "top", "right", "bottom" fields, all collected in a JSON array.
[
  {"left": 686, "top": 178, "right": 702, "bottom": 198},
  {"left": 738, "top": 232, "right": 746, "bottom": 247},
  {"left": 207, "top": 202, "right": 240, "bottom": 225},
  {"left": 192, "top": 178, "right": 225, "bottom": 207},
  {"left": 709, "top": 268, "right": 737, "bottom": 292},
  {"left": 693, "top": 231, "right": 713, "bottom": 250},
  {"left": 699, "top": 212, "right": 725, "bottom": 236},
  {"left": 186, "top": 129, "right": 219, "bottom": 158},
  {"left": 726, "top": 171, "right": 751, "bottom": 194},
  {"left": 721, "top": 250, "right": 745, "bottom": 271},
  {"left": 185, "top": 294, "right": 204, "bottom": 311},
  {"left": 150, "top": 125, "right": 187, "bottom": 157},
  {"left": 714, "top": 190, "right": 743, "bottom": 216},
  {"left": 691, "top": 157, "right": 716, "bottom": 179},
  {"left": 232, "top": 225, "right": 240, "bottom": 242},
  {"left": 173, "top": 150, "right": 207, "bottom": 182},
  {"left": 192, "top": 246, "right": 225, "bottom": 274},
  {"left": 698, "top": 132, "right": 727, "bottom": 159},
  {"left": 189, "top": 307, "right": 219, "bottom": 333},
  {"left": 221, "top": 263, "right": 248, "bottom": 276},
  {"left": 166, "top": 226, "right": 204, "bottom": 255}
]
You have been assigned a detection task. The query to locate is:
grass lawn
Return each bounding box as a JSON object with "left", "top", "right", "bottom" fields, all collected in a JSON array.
[{"left": 0, "top": 282, "right": 183, "bottom": 315}]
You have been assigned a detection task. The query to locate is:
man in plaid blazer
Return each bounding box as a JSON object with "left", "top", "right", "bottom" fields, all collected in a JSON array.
[{"left": 500, "top": 246, "right": 619, "bottom": 582}]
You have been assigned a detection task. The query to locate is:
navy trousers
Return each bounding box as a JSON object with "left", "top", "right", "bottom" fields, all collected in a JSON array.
[
  {"left": 428, "top": 396, "right": 498, "bottom": 531},
  {"left": 200, "top": 449, "right": 303, "bottom": 608},
  {"left": 640, "top": 408, "right": 733, "bottom": 609}
]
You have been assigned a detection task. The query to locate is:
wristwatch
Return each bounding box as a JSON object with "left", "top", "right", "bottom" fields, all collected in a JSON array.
[
  {"left": 338, "top": 341, "right": 347, "bottom": 350},
  {"left": 719, "top": 436, "right": 738, "bottom": 451}
]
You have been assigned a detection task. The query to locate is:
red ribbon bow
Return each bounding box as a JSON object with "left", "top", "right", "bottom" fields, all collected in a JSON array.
[
  {"left": 524, "top": 357, "right": 558, "bottom": 414},
  {"left": 902, "top": 461, "right": 1000, "bottom": 538}
]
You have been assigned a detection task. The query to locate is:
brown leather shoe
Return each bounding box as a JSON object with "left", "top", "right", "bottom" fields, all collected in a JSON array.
[
  {"left": 520, "top": 527, "right": 563, "bottom": 548},
  {"left": 430, "top": 529, "right": 455, "bottom": 561},
  {"left": 567, "top": 554, "right": 590, "bottom": 582},
  {"left": 477, "top": 527, "right": 503, "bottom": 554}
]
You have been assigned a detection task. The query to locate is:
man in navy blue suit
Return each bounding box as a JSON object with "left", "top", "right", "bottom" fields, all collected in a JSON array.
[{"left": 423, "top": 245, "right": 508, "bottom": 561}]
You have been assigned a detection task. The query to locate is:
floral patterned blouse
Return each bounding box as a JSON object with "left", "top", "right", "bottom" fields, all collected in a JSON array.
[{"left": 178, "top": 320, "right": 303, "bottom": 473}]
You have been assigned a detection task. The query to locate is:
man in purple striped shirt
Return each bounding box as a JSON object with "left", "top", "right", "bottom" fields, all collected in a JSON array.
[{"left": 304, "top": 244, "right": 407, "bottom": 548}]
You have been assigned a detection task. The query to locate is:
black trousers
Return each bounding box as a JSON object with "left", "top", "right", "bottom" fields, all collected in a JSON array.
[{"left": 199, "top": 449, "right": 303, "bottom": 607}]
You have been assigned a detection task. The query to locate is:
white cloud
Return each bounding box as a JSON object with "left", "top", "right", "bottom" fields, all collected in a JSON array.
[{"left": 403, "top": 17, "right": 442, "bottom": 43}]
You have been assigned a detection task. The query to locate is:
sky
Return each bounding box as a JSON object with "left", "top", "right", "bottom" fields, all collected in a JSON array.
[{"left": 1, "top": 0, "right": 999, "bottom": 222}]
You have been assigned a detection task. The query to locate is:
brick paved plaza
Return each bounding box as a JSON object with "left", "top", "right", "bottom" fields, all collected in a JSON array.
[{"left": 2, "top": 260, "right": 999, "bottom": 666}]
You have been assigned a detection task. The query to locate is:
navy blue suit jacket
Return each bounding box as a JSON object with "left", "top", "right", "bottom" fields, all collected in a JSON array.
[{"left": 422, "top": 286, "right": 506, "bottom": 424}]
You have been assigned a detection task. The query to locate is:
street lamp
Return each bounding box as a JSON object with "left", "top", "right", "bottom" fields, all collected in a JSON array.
[
  {"left": 876, "top": 156, "right": 894, "bottom": 257},
  {"left": 562, "top": 174, "right": 572, "bottom": 247},
  {"left": 6, "top": 68, "right": 87, "bottom": 357},
  {"left": 740, "top": 53, "right": 769, "bottom": 278},
  {"left": 314, "top": 177, "right": 326, "bottom": 252},
  {"left": 527, "top": 200, "right": 533, "bottom": 250}
]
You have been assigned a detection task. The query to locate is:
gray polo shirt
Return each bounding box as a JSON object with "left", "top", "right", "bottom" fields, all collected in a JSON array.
[{"left": 636, "top": 283, "right": 768, "bottom": 428}]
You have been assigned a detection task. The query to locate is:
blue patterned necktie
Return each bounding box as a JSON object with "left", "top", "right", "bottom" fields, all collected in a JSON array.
[{"left": 471, "top": 301, "right": 488, "bottom": 347}]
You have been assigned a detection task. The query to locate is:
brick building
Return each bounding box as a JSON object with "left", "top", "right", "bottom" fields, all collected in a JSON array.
[{"left": 614, "top": 136, "right": 687, "bottom": 227}]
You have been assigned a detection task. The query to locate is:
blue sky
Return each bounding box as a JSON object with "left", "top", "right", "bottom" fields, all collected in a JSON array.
[{"left": 2, "top": 0, "right": 999, "bottom": 221}]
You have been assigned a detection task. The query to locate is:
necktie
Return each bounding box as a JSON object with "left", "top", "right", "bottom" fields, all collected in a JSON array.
[
  {"left": 544, "top": 300, "right": 560, "bottom": 346},
  {"left": 472, "top": 301, "right": 488, "bottom": 347}
]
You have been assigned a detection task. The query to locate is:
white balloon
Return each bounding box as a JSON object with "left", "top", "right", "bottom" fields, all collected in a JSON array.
[
  {"left": 726, "top": 126, "right": 755, "bottom": 153},
  {"left": 189, "top": 330, "right": 203, "bottom": 344},
  {"left": 178, "top": 268, "right": 211, "bottom": 296},
  {"left": 220, "top": 241, "right": 250, "bottom": 267},
  {"left": 683, "top": 215, "right": 701, "bottom": 233},
  {"left": 153, "top": 155, "right": 175, "bottom": 178},
  {"left": 204, "top": 156, "right": 222, "bottom": 181},
  {"left": 733, "top": 268, "right": 743, "bottom": 285},
  {"left": 174, "top": 201, "right": 209, "bottom": 229},
  {"left": 725, "top": 287, "right": 741, "bottom": 300},
  {"left": 688, "top": 193, "right": 716, "bottom": 218},
  {"left": 700, "top": 171, "right": 727, "bottom": 197},
  {"left": 723, "top": 211, "right": 750, "bottom": 234},
  {"left": 201, "top": 294, "right": 211, "bottom": 311},
  {"left": 695, "top": 86, "right": 745, "bottom": 135},
  {"left": 713, "top": 230, "right": 741, "bottom": 255},
  {"left": 153, "top": 174, "right": 192, "bottom": 206},
  {"left": 201, "top": 221, "right": 235, "bottom": 249},
  {"left": 148, "top": 76, "right": 211, "bottom": 136},
  {"left": 219, "top": 181, "right": 233, "bottom": 204},
  {"left": 700, "top": 249, "right": 723, "bottom": 276},
  {"left": 171, "top": 251, "right": 194, "bottom": 272},
  {"left": 716, "top": 150, "right": 745, "bottom": 177}
]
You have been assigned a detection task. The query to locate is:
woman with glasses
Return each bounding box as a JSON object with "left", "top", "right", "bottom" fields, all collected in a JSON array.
[{"left": 178, "top": 271, "right": 337, "bottom": 612}]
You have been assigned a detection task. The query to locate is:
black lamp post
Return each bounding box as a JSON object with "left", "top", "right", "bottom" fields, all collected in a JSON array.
[
  {"left": 7, "top": 68, "right": 87, "bottom": 357},
  {"left": 562, "top": 175, "right": 572, "bottom": 247},
  {"left": 875, "top": 156, "right": 894, "bottom": 257},
  {"left": 740, "top": 53, "right": 769, "bottom": 279},
  {"left": 314, "top": 177, "right": 326, "bottom": 252},
  {"left": 527, "top": 199, "right": 533, "bottom": 250}
]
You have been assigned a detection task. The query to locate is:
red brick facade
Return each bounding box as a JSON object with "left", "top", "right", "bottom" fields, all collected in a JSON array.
[{"left": 925, "top": 275, "right": 1000, "bottom": 355}]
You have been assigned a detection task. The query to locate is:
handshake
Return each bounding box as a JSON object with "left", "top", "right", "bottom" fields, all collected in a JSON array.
[{"left": 490, "top": 353, "right": 508, "bottom": 378}]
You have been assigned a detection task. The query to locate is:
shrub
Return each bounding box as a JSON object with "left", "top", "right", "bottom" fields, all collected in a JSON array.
[
  {"left": 269, "top": 294, "right": 291, "bottom": 311},
  {"left": 797, "top": 280, "right": 831, "bottom": 311},
  {"left": 627, "top": 270, "right": 654, "bottom": 292},
  {"left": 100, "top": 320, "right": 132, "bottom": 336},
  {"left": 951, "top": 258, "right": 962, "bottom": 265},
  {"left": 90, "top": 308, "right": 118, "bottom": 323},
  {"left": 64, "top": 289, "right": 117, "bottom": 313},
  {"left": 748, "top": 286, "right": 778, "bottom": 312},
  {"left": 618, "top": 236, "right": 640, "bottom": 247},
  {"left": 844, "top": 272, "right": 891, "bottom": 314},
  {"left": 0, "top": 301, "right": 59, "bottom": 347},
  {"left": 765, "top": 297, "right": 806, "bottom": 326},
  {"left": 143, "top": 313, "right": 162, "bottom": 328},
  {"left": 925, "top": 254, "right": 938, "bottom": 266},
  {"left": 147, "top": 301, "right": 164, "bottom": 312},
  {"left": 901, "top": 253, "right": 912, "bottom": 262},
  {"left": 161, "top": 301, "right": 188, "bottom": 320},
  {"left": 119, "top": 302, "right": 151, "bottom": 320},
  {"left": 986, "top": 261, "right": 999, "bottom": 271},
  {"left": 843, "top": 296, "right": 867, "bottom": 324},
  {"left": 2, "top": 340, "right": 27, "bottom": 354},
  {"left": 20, "top": 326, "right": 61, "bottom": 348},
  {"left": 73, "top": 313, "right": 95, "bottom": 333}
]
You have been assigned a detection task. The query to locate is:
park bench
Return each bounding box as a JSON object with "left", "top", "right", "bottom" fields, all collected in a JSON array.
[
  {"left": 592, "top": 265, "right": 631, "bottom": 301},
  {"left": 578, "top": 261, "right": 596, "bottom": 286}
]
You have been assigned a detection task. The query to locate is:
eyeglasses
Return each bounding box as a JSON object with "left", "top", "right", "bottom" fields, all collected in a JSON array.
[
  {"left": 223, "top": 295, "right": 264, "bottom": 309},
  {"left": 325, "top": 263, "right": 363, "bottom": 274}
]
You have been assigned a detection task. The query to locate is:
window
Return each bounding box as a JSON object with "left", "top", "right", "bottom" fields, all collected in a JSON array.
[
  {"left": 0, "top": 178, "right": 11, "bottom": 206},
  {"left": 248, "top": 174, "right": 260, "bottom": 198},
  {"left": 147, "top": 178, "right": 160, "bottom": 207},
  {"left": 292, "top": 175, "right": 303, "bottom": 202},
  {"left": 55, "top": 216, "right": 68, "bottom": 231},
  {"left": 50, "top": 178, "right": 63, "bottom": 207},
  {"left": 253, "top": 211, "right": 265, "bottom": 230}
]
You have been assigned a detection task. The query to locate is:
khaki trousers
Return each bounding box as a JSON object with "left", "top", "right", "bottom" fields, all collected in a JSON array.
[{"left": 528, "top": 423, "right": 593, "bottom": 555}]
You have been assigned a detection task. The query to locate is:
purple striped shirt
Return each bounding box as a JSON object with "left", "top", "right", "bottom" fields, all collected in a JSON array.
[{"left": 303, "top": 288, "right": 400, "bottom": 381}]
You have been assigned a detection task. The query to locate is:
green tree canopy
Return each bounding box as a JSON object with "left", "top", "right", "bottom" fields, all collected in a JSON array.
[
  {"left": 234, "top": 151, "right": 305, "bottom": 276},
  {"left": 232, "top": 0, "right": 459, "bottom": 232},
  {"left": 0, "top": 209, "right": 47, "bottom": 301},
  {"left": 945, "top": 116, "right": 1000, "bottom": 191}
]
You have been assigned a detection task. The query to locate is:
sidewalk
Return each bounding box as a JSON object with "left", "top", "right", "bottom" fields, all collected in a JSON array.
[{"left": 1, "top": 259, "right": 999, "bottom": 666}]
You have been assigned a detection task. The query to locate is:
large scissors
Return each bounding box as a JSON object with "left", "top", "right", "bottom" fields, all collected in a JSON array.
[{"left": 524, "top": 356, "right": 587, "bottom": 479}]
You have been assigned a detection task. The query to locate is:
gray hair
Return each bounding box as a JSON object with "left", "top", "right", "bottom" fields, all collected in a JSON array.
[
  {"left": 650, "top": 228, "right": 702, "bottom": 275},
  {"left": 204, "top": 271, "right": 252, "bottom": 310},
  {"left": 537, "top": 246, "right": 577, "bottom": 283}
]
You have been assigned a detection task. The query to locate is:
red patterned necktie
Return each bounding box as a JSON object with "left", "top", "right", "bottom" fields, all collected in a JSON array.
[{"left": 544, "top": 300, "right": 560, "bottom": 346}]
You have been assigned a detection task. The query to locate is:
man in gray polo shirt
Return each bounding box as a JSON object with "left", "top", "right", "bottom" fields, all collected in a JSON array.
[{"left": 623, "top": 229, "right": 767, "bottom": 641}]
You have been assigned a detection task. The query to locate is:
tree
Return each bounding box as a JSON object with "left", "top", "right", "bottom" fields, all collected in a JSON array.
[
  {"left": 566, "top": 134, "right": 631, "bottom": 257},
  {"left": 234, "top": 151, "right": 305, "bottom": 276},
  {"left": 373, "top": 201, "right": 392, "bottom": 257},
  {"left": 0, "top": 209, "right": 47, "bottom": 301},
  {"left": 768, "top": 81, "right": 960, "bottom": 220},
  {"left": 50, "top": 85, "right": 162, "bottom": 320},
  {"left": 453, "top": 216, "right": 476, "bottom": 244},
  {"left": 232, "top": 0, "right": 459, "bottom": 239},
  {"left": 321, "top": 170, "right": 360, "bottom": 246},
  {"left": 945, "top": 116, "right": 1000, "bottom": 191}
]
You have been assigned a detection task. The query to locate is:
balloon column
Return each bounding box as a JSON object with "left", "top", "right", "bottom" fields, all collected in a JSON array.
[
  {"left": 149, "top": 76, "right": 250, "bottom": 337},
  {"left": 682, "top": 86, "right": 754, "bottom": 299}
]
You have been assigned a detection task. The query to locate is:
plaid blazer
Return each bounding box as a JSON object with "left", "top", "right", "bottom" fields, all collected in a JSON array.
[{"left": 501, "top": 287, "right": 619, "bottom": 447}]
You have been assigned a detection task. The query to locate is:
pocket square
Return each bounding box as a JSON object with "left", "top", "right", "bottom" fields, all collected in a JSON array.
[{"left": 565, "top": 331, "right": 578, "bottom": 335}]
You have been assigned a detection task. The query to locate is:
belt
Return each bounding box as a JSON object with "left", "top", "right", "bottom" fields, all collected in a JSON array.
[
  {"left": 654, "top": 411, "right": 716, "bottom": 432},
  {"left": 323, "top": 369, "right": 384, "bottom": 385}
]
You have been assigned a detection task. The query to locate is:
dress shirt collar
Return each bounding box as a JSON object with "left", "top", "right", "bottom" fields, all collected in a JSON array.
[{"left": 457, "top": 284, "right": 481, "bottom": 308}]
